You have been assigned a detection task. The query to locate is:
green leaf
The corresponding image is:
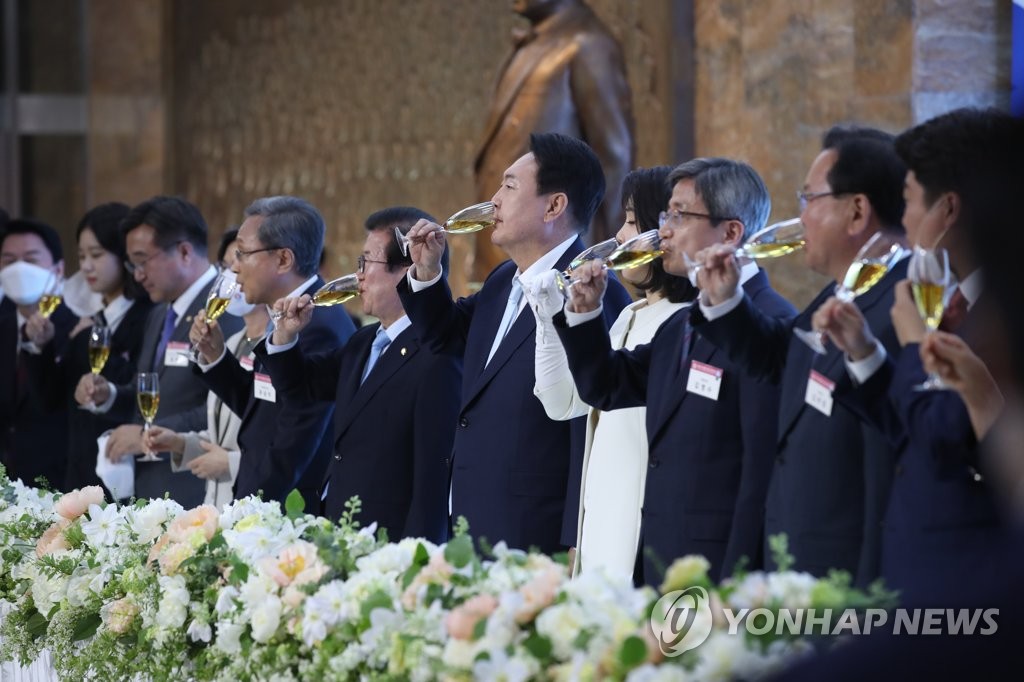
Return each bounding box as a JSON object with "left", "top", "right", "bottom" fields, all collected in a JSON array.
[
  {"left": 523, "top": 632, "right": 553, "bottom": 661},
  {"left": 229, "top": 556, "right": 249, "bottom": 585},
  {"left": 360, "top": 590, "right": 393, "bottom": 620},
  {"left": 618, "top": 635, "right": 647, "bottom": 668},
  {"left": 25, "top": 610, "right": 48, "bottom": 638},
  {"left": 444, "top": 535, "right": 474, "bottom": 569},
  {"left": 72, "top": 613, "right": 102, "bottom": 642},
  {"left": 284, "top": 489, "right": 306, "bottom": 519},
  {"left": 471, "top": 616, "right": 487, "bottom": 641}
]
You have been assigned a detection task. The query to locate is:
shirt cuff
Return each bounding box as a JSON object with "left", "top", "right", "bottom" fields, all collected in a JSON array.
[
  {"left": 408, "top": 266, "right": 443, "bottom": 291},
  {"left": 88, "top": 383, "right": 118, "bottom": 414},
  {"left": 698, "top": 288, "right": 744, "bottom": 321},
  {"left": 564, "top": 305, "right": 603, "bottom": 327},
  {"left": 20, "top": 341, "right": 42, "bottom": 355},
  {"left": 196, "top": 347, "right": 227, "bottom": 372},
  {"left": 845, "top": 341, "right": 887, "bottom": 384},
  {"left": 266, "top": 336, "right": 299, "bottom": 354}
]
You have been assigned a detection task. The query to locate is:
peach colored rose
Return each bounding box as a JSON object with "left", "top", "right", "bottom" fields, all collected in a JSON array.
[
  {"left": 282, "top": 585, "right": 306, "bottom": 609},
  {"left": 35, "top": 518, "right": 71, "bottom": 557},
  {"left": 54, "top": 486, "right": 105, "bottom": 521},
  {"left": 105, "top": 598, "right": 140, "bottom": 634},
  {"left": 401, "top": 552, "right": 455, "bottom": 609},
  {"left": 158, "top": 541, "right": 196, "bottom": 575},
  {"left": 515, "top": 566, "right": 562, "bottom": 624},
  {"left": 166, "top": 505, "right": 219, "bottom": 544},
  {"left": 147, "top": 533, "right": 171, "bottom": 565},
  {"left": 445, "top": 593, "right": 499, "bottom": 640},
  {"left": 259, "top": 541, "right": 327, "bottom": 588}
]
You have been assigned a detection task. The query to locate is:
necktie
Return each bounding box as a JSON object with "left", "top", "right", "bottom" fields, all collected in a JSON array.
[
  {"left": 360, "top": 327, "right": 391, "bottom": 384},
  {"left": 939, "top": 288, "right": 968, "bottom": 333},
  {"left": 679, "top": 315, "right": 695, "bottom": 375},
  {"left": 93, "top": 310, "right": 108, "bottom": 328},
  {"left": 153, "top": 305, "right": 177, "bottom": 370},
  {"left": 486, "top": 278, "right": 523, "bottom": 367}
]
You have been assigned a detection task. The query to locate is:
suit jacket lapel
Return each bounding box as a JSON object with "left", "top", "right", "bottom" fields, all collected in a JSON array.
[
  {"left": 649, "top": 316, "right": 718, "bottom": 446},
  {"left": 336, "top": 327, "right": 420, "bottom": 441}
]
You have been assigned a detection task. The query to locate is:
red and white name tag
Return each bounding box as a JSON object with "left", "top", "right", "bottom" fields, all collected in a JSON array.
[
  {"left": 805, "top": 370, "right": 835, "bottom": 417},
  {"left": 239, "top": 355, "right": 255, "bottom": 372},
  {"left": 254, "top": 372, "right": 276, "bottom": 403},
  {"left": 164, "top": 341, "right": 190, "bottom": 368},
  {"left": 686, "top": 360, "right": 724, "bottom": 401}
]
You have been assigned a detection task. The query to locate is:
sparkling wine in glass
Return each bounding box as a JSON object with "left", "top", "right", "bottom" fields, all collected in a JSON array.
[
  {"left": 37, "top": 273, "right": 64, "bottom": 318},
  {"left": 189, "top": 269, "right": 238, "bottom": 362},
  {"left": 271, "top": 273, "right": 361, "bottom": 323},
  {"left": 394, "top": 201, "right": 495, "bottom": 257},
  {"left": 555, "top": 237, "right": 621, "bottom": 292},
  {"left": 682, "top": 217, "right": 804, "bottom": 287},
  {"left": 909, "top": 246, "right": 951, "bottom": 391},
  {"left": 559, "top": 230, "right": 664, "bottom": 295},
  {"left": 88, "top": 325, "right": 112, "bottom": 375},
  {"left": 137, "top": 372, "right": 161, "bottom": 461},
  {"left": 794, "top": 231, "right": 906, "bottom": 354}
]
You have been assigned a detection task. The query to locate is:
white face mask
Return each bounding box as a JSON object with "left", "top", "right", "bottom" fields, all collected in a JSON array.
[
  {"left": 222, "top": 270, "right": 256, "bottom": 317},
  {"left": 0, "top": 261, "right": 55, "bottom": 306}
]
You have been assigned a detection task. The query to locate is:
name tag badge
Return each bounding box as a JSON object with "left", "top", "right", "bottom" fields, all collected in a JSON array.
[
  {"left": 686, "top": 360, "right": 723, "bottom": 401},
  {"left": 164, "top": 341, "right": 190, "bottom": 368},
  {"left": 805, "top": 370, "right": 835, "bottom": 417},
  {"left": 239, "top": 355, "right": 255, "bottom": 372},
  {"left": 254, "top": 372, "right": 276, "bottom": 403}
]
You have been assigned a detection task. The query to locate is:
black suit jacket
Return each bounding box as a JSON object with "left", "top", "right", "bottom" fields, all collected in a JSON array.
[
  {"left": 398, "top": 238, "right": 632, "bottom": 554},
  {"left": 256, "top": 322, "right": 461, "bottom": 542},
  {"left": 198, "top": 278, "right": 355, "bottom": 505},
  {"left": 694, "top": 261, "right": 906, "bottom": 585},
  {"left": 0, "top": 298, "right": 76, "bottom": 488},
  {"left": 556, "top": 270, "right": 795, "bottom": 583}
]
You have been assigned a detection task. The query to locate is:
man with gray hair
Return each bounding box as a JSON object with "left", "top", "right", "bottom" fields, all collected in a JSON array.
[
  {"left": 190, "top": 196, "right": 355, "bottom": 505},
  {"left": 553, "top": 157, "right": 796, "bottom": 585}
]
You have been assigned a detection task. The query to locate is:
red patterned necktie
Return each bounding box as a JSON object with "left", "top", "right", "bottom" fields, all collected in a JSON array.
[{"left": 939, "top": 288, "right": 968, "bottom": 332}]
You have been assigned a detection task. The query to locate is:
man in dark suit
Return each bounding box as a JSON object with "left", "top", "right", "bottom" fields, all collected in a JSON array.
[
  {"left": 555, "top": 158, "right": 796, "bottom": 584},
  {"left": 400, "top": 132, "right": 631, "bottom": 554},
  {"left": 472, "top": 0, "right": 634, "bottom": 281},
  {"left": 256, "top": 206, "right": 460, "bottom": 541},
  {"left": 0, "top": 219, "right": 76, "bottom": 488},
  {"left": 77, "top": 196, "right": 241, "bottom": 506},
  {"left": 190, "top": 196, "right": 355, "bottom": 506},
  {"left": 691, "top": 129, "right": 908, "bottom": 585}
]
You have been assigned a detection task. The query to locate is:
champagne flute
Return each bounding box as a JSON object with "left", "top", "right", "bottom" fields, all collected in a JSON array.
[
  {"left": 394, "top": 201, "right": 495, "bottom": 257},
  {"left": 793, "top": 231, "right": 906, "bottom": 354},
  {"left": 554, "top": 237, "right": 621, "bottom": 291},
  {"left": 188, "top": 269, "right": 238, "bottom": 362},
  {"left": 87, "top": 325, "right": 112, "bottom": 375},
  {"left": 37, "top": 272, "right": 65, "bottom": 318},
  {"left": 559, "top": 230, "right": 664, "bottom": 294},
  {"left": 136, "top": 372, "right": 161, "bottom": 461},
  {"left": 909, "top": 246, "right": 951, "bottom": 391},
  {"left": 682, "top": 217, "right": 804, "bottom": 287},
  {"left": 269, "top": 273, "right": 361, "bottom": 322}
]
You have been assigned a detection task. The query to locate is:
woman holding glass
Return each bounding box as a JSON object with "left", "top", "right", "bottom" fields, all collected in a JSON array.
[
  {"left": 142, "top": 229, "right": 269, "bottom": 508},
  {"left": 23, "top": 203, "right": 153, "bottom": 492},
  {"left": 523, "top": 167, "right": 695, "bottom": 579}
]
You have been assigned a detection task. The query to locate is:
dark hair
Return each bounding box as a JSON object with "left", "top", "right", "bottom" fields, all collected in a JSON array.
[
  {"left": 217, "top": 228, "right": 240, "bottom": 264},
  {"left": 529, "top": 132, "right": 605, "bottom": 232},
  {"left": 821, "top": 125, "right": 906, "bottom": 230},
  {"left": 243, "top": 196, "right": 324, "bottom": 277},
  {"left": 364, "top": 206, "right": 449, "bottom": 274},
  {"left": 621, "top": 166, "right": 694, "bottom": 303},
  {"left": 2, "top": 218, "right": 64, "bottom": 262},
  {"left": 76, "top": 202, "right": 146, "bottom": 300},
  {"left": 667, "top": 158, "right": 771, "bottom": 242},
  {"left": 121, "top": 196, "right": 208, "bottom": 254}
]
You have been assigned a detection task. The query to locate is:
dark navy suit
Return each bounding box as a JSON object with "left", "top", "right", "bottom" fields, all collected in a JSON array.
[
  {"left": 256, "top": 321, "right": 460, "bottom": 542},
  {"left": 398, "top": 238, "right": 631, "bottom": 554},
  {"left": 556, "top": 270, "right": 794, "bottom": 583},
  {"left": 694, "top": 261, "right": 906, "bottom": 584},
  {"left": 197, "top": 278, "right": 355, "bottom": 505}
]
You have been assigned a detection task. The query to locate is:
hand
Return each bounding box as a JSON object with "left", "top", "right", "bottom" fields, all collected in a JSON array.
[
  {"left": 143, "top": 425, "right": 185, "bottom": 455},
  {"left": 189, "top": 309, "right": 225, "bottom": 364},
  {"left": 271, "top": 294, "right": 314, "bottom": 345},
  {"left": 891, "top": 280, "right": 927, "bottom": 346},
  {"left": 694, "top": 244, "right": 740, "bottom": 305},
  {"left": 522, "top": 270, "right": 564, "bottom": 321},
  {"left": 405, "top": 219, "right": 446, "bottom": 281},
  {"left": 188, "top": 441, "right": 231, "bottom": 480},
  {"left": 107, "top": 423, "right": 143, "bottom": 463},
  {"left": 23, "top": 313, "right": 55, "bottom": 346},
  {"left": 921, "top": 331, "right": 1004, "bottom": 438},
  {"left": 811, "top": 297, "right": 878, "bottom": 360},
  {"left": 565, "top": 260, "right": 607, "bottom": 314},
  {"left": 75, "top": 373, "right": 110, "bottom": 407}
]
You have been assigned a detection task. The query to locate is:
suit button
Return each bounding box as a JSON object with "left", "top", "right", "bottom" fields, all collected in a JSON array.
[
  {"left": 333, "top": 453, "right": 342, "bottom": 461},
  {"left": 459, "top": 417, "right": 469, "bottom": 428},
  {"left": 649, "top": 458, "right": 660, "bottom": 469}
]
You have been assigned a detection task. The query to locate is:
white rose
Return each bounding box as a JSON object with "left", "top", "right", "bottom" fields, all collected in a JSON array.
[
  {"left": 215, "top": 621, "right": 244, "bottom": 654},
  {"left": 250, "top": 596, "right": 283, "bottom": 643},
  {"left": 187, "top": 619, "right": 212, "bottom": 643}
]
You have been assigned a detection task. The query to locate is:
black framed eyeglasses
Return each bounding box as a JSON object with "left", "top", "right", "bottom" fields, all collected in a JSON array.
[
  {"left": 357, "top": 254, "right": 389, "bottom": 274},
  {"left": 234, "top": 246, "right": 281, "bottom": 262},
  {"left": 658, "top": 209, "right": 737, "bottom": 228},
  {"left": 796, "top": 190, "right": 835, "bottom": 212}
]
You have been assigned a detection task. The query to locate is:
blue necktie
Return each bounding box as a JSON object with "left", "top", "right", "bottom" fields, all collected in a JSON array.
[
  {"left": 153, "top": 305, "right": 177, "bottom": 370},
  {"left": 486, "top": 278, "right": 523, "bottom": 367},
  {"left": 360, "top": 327, "right": 391, "bottom": 384}
]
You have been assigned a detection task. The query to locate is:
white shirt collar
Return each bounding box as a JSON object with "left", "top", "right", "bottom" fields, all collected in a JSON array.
[
  {"left": 516, "top": 234, "right": 579, "bottom": 287},
  {"left": 380, "top": 314, "right": 411, "bottom": 343},
  {"left": 738, "top": 261, "right": 760, "bottom": 286},
  {"left": 285, "top": 274, "right": 321, "bottom": 301},
  {"left": 101, "top": 295, "right": 134, "bottom": 332},
  {"left": 171, "top": 265, "right": 217, "bottom": 321},
  {"left": 956, "top": 268, "right": 983, "bottom": 310}
]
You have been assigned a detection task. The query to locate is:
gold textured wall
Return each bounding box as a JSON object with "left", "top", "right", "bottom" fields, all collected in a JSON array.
[{"left": 169, "top": 0, "right": 678, "bottom": 291}]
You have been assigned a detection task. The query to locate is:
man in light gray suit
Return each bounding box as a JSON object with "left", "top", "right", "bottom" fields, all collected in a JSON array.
[{"left": 75, "top": 196, "right": 241, "bottom": 506}]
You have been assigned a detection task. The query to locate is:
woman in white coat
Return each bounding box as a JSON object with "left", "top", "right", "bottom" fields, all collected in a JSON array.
[{"left": 525, "top": 166, "right": 695, "bottom": 580}]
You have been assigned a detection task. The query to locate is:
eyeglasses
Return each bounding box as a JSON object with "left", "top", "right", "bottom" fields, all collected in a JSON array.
[
  {"left": 357, "top": 254, "right": 389, "bottom": 274},
  {"left": 234, "top": 246, "right": 281, "bottom": 262},
  {"left": 796, "top": 190, "right": 835, "bottom": 212},
  {"left": 124, "top": 241, "right": 185, "bottom": 275},
  {"left": 658, "top": 209, "right": 737, "bottom": 228}
]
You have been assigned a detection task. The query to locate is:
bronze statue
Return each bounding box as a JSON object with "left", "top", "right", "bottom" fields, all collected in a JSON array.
[{"left": 472, "top": 0, "right": 635, "bottom": 282}]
